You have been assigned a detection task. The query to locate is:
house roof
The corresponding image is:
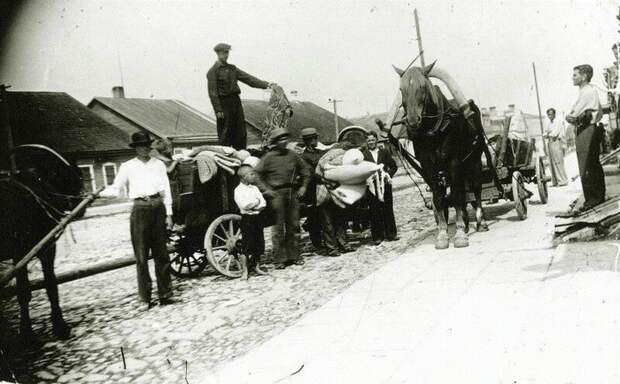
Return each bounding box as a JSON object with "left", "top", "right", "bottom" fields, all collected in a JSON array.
[
  {"left": 88, "top": 97, "right": 218, "bottom": 141},
  {"left": 241, "top": 99, "right": 354, "bottom": 143},
  {"left": 6, "top": 91, "right": 131, "bottom": 154}
]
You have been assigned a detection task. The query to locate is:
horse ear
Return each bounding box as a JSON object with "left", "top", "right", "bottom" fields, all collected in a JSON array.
[
  {"left": 422, "top": 60, "right": 437, "bottom": 77},
  {"left": 392, "top": 65, "right": 405, "bottom": 77}
]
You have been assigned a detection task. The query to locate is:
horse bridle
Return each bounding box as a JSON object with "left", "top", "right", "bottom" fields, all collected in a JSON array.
[{"left": 400, "top": 83, "right": 452, "bottom": 137}]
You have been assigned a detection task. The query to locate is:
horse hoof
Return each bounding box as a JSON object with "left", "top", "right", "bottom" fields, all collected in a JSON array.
[
  {"left": 477, "top": 223, "right": 489, "bottom": 232},
  {"left": 463, "top": 225, "right": 470, "bottom": 234},
  {"left": 435, "top": 235, "right": 449, "bottom": 250},
  {"left": 20, "top": 329, "right": 42, "bottom": 350},
  {"left": 52, "top": 319, "right": 71, "bottom": 340},
  {"left": 454, "top": 235, "right": 469, "bottom": 248}
]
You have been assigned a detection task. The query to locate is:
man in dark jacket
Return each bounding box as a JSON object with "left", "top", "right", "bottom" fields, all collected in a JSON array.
[
  {"left": 255, "top": 128, "right": 310, "bottom": 269},
  {"left": 299, "top": 128, "right": 325, "bottom": 252},
  {"left": 362, "top": 131, "right": 398, "bottom": 244},
  {"left": 206, "top": 43, "right": 275, "bottom": 149}
]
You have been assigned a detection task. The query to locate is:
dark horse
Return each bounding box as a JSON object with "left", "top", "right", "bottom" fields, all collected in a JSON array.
[
  {"left": 392, "top": 63, "right": 488, "bottom": 249},
  {"left": 0, "top": 145, "right": 83, "bottom": 346}
]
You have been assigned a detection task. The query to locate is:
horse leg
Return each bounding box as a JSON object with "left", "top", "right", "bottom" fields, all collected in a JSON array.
[
  {"left": 13, "top": 256, "right": 40, "bottom": 348},
  {"left": 473, "top": 193, "right": 489, "bottom": 232},
  {"left": 453, "top": 204, "right": 469, "bottom": 248},
  {"left": 40, "top": 247, "right": 70, "bottom": 339},
  {"left": 433, "top": 198, "right": 449, "bottom": 250},
  {"left": 462, "top": 202, "right": 470, "bottom": 234}
]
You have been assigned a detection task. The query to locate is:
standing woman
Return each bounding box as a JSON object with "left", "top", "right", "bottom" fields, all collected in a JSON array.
[{"left": 544, "top": 108, "right": 568, "bottom": 186}]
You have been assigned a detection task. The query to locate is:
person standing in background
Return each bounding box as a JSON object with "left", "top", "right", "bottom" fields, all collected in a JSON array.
[
  {"left": 544, "top": 108, "right": 568, "bottom": 186},
  {"left": 566, "top": 64, "right": 605, "bottom": 212},
  {"left": 299, "top": 128, "right": 326, "bottom": 253},
  {"left": 206, "top": 43, "right": 276, "bottom": 150},
  {"left": 100, "top": 132, "right": 174, "bottom": 310}
]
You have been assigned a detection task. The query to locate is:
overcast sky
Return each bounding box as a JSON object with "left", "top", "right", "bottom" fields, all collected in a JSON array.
[{"left": 0, "top": 0, "right": 617, "bottom": 119}]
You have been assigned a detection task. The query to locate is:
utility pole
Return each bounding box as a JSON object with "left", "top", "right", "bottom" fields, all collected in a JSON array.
[
  {"left": 328, "top": 98, "right": 343, "bottom": 137},
  {"left": 0, "top": 84, "right": 16, "bottom": 173},
  {"left": 531, "top": 62, "right": 548, "bottom": 156},
  {"left": 414, "top": 9, "right": 425, "bottom": 67}
]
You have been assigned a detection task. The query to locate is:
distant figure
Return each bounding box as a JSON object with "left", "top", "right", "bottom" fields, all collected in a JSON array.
[
  {"left": 206, "top": 43, "right": 275, "bottom": 150},
  {"left": 544, "top": 108, "right": 568, "bottom": 186},
  {"left": 254, "top": 128, "right": 310, "bottom": 269},
  {"left": 566, "top": 64, "right": 605, "bottom": 212},
  {"left": 362, "top": 131, "right": 398, "bottom": 244},
  {"left": 299, "top": 128, "right": 326, "bottom": 252},
  {"left": 100, "top": 132, "right": 174, "bottom": 309},
  {"left": 234, "top": 164, "right": 269, "bottom": 279}
]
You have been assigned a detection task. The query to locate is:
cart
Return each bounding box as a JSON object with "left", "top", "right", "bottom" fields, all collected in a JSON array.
[{"left": 167, "top": 161, "right": 245, "bottom": 278}]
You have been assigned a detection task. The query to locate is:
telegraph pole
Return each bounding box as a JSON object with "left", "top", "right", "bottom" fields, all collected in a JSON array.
[
  {"left": 328, "top": 98, "right": 343, "bottom": 137},
  {"left": 414, "top": 9, "right": 425, "bottom": 67},
  {"left": 531, "top": 62, "right": 548, "bottom": 156}
]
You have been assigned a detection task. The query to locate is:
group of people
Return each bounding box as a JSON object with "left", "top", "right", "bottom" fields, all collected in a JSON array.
[
  {"left": 100, "top": 42, "right": 398, "bottom": 308},
  {"left": 545, "top": 64, "right": 606, "bottom": 214}
]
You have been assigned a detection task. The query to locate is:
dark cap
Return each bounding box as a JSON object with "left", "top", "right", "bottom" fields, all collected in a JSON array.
[
  {"left": 270, "top": 127, "right": 289, "bottom": 143},
  {"left": 129, "top": 131, "right": 153, "bottom": 148},
  {"left": 214, "top": 43, "right": 231, "bottom": 52},
  {"left": 301, "top": 127, "right": 318, "bottom": 138}
]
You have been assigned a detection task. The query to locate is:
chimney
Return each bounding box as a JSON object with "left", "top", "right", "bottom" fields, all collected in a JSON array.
[{"left": 112, "top": 86, "right": 125, "bottom": 98}]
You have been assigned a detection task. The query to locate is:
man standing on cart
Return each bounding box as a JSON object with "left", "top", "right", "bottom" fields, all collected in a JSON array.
[
  {"left": 207, "top": 43, "right": 276, "bottom": 150},
  {"left": 255, "top": 128, "right": 310, "bottom": 269}
]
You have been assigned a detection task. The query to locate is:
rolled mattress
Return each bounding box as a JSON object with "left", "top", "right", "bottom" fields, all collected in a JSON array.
[{"left": 324, "top": 161, "right": 383, "bottom": 185}]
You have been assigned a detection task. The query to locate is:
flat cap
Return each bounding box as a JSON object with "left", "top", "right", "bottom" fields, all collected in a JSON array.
[
  {"left": 270, "top": 127, "right": 289, "bottom": 142},
  {"left": 301, "top": 127, "right": 318, "bottom": 138},
  {"left": 214, "top": 43, "right": 231, "bottom": 52}
]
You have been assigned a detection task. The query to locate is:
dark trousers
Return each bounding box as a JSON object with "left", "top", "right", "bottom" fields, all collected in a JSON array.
[
  {"left": 271, "top": 188, "right": 300, "bottom": 263},
  {"left": 305, "top": 206, "right": 323, "bottom": 248},
  {"left": 576, "top": 124, "right": 606, "bottom": 208},
  {"left": 130, "top": 198, "right": 172, "bottom": 303},
  {"left": 368, "top": 183, "right": 397, "bottom": 241},
  {"left": 319, "top": 200, "right": 348, "bottom": 251},
  {"left": 240, "top": 213, "right": 265, "bottom": 269},
  {"left": 217, "top": 95, "right": 246, "bottom": 150}
]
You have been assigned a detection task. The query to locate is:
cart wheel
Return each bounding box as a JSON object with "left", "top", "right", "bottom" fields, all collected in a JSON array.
[
  {"left": 512, "top": 171, "right": 528, "bottom": 220},
  {"left": 168, "top": 246, "right": 209, "bottom": 278},
  {"left": 204, "top": 213, "right": 243, "bottom": 278},
  {"left": 536, "top": 156, "right": 549, "bottom": 204}
]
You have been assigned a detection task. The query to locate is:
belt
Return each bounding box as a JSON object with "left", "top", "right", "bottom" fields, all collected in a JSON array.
[
  {"left": 134, "top": 193, "right": 161, "bottom": 201},
  {"left": 273, "top": 183, "right": 293, "bottom": 190}
]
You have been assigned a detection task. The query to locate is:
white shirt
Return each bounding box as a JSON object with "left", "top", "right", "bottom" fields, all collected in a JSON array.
[
  {"left": 234, "top": 183, "right": 266, "bottom": 215},
  {"left": 369, "top": 148, "right": 379, "bottom": 163},
  {"left": 569, "top": 84, "right": 602, "bottom": 124},
  {"left": 100, "top": 157, "right": 173, "bottom": 215},
  {"left": 545, "top": 118, "right": 565, "bottom": 140}
]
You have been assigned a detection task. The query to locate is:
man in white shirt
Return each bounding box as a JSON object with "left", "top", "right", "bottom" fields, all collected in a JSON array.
[
  {"left": 100, "top": 131, "right": 174, "bottom": 308},
  {"left": 566, "top": 64, "right": 605, "bottom": 212},
  {"left": 544, "top": 108, "right": 568, "bottom": 186}
]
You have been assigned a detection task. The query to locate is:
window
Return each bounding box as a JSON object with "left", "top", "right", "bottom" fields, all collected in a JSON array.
[
  {"left": 78, "top": 165, "right": 95, "bottom": 193},
  {"left": 102, "top": 163, "right": 117, "bottom": 186}
]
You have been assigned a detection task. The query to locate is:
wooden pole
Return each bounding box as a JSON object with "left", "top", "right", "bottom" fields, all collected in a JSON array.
[
  {"left": 0, "top": 84, "right": 16, "bottom": 172},
  {"left": 329, "top": 99, "right": 342, "bottom": 138},
  {"left": 0, "top": 186, "right": 105, "bottom": 288},
  {"left": 414, "top": 9, "right": 425, "bottom": 67},
  {"left": 531, "top": 62, "right": 548, "bottom": 156}
]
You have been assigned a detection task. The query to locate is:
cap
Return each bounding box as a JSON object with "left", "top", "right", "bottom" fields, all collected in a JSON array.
[
  {"left": 301, "top": 127, "right": 318, "bottom": 138},
  {"left": 129, "top": 131, "right": 153, "bottom": 148},
  {"left": 269, "top": 127, "right": 289, "bottom": 143},
  {"left": 214, "top": 43, "right": 231, "bottom": 52}
]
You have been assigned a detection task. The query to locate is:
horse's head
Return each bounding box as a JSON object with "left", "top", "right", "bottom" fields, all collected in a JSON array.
[{"left": 393, "top": 61, "right": 438, "bottom": 136}]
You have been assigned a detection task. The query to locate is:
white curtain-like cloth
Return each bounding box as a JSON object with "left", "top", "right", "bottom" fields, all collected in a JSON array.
[{"left": 366, "top": 169, "right": 391, "bottom": 202}]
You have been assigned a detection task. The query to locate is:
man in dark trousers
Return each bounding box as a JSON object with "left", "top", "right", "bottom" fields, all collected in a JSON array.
[
  {"left": 206, "top": 43, "right": 275, "bottom": 149},
  {"left": 566, "top": 64, "right": 605, "bottom": 213},
  {"left": 255, "top": 128, "right": 310, "bottom": 269},
  {"left": 100, "top": 132, "right": 174, "bottom": 310},
  {"left": 299, "top": 128, "right": 325, "bottom": 252},
  {"left": 362, "top": 131, "right": 399, "bottom": 244}
]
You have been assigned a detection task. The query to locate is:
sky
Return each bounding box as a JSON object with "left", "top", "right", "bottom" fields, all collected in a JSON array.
[{"left": 0, "top": 0, "right": 618, "bottom": 119}]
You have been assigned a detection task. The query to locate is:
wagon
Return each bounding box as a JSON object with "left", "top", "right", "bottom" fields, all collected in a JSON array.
[{"left": 167, "top": 162, "right": 245, "bottom": 278}]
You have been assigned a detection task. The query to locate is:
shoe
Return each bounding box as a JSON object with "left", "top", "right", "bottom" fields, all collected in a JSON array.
[
  {"left": 293, "top": 259, "right": 305, "bottom": 266},
  {"left": 386, "top": 236, "right": 400, "bottom": 242},
  {"left": 326, "top": 249, "right": 341, "bottom": 257},
  {"left": 373, "top": 239, "right": 383, "bottom": 246},
  {"left": 140, "top": 301, "right": 153, "bottom": 311},
  {"left": 159, "top": 297, "right": 178, "bottom": 306},
  {"left": 274, "top": 263, "right": 287, "bottom": 270},
  {"left": 254, "top": 265, "right": 270, "bottom": 275},
  {"left": 339, "top": 246, "right": 354, "bottom": 253}
]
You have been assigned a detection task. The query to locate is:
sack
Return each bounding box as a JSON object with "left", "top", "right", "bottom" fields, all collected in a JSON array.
[
  {"left": 342, "top": 148, "right": 364, "bottom": 165},
  {"left": 324, "top": 161, "right": 383, "bottom": 185},
  {"left": 329, "top": 184, "right": 366, "bottom": 206}
]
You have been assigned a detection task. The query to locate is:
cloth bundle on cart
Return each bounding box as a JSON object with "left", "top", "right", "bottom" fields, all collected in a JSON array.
[{"left": 181, "top": 145, "right": 251, "bottom": 183}]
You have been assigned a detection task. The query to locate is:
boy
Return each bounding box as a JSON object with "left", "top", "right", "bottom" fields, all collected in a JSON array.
[{"left": 234, "top": 164, "right": 269, "bottom": 279}]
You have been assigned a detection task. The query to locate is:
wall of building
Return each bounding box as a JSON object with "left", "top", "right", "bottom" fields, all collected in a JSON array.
[{"left": 75, "top": 152, "right": 134, "bottom": 194}]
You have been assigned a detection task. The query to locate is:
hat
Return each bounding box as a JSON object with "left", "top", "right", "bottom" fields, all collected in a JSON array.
[
  {"left": 129, "top": 131, "right": 153, "bottom": 148},
  {"left": 269, "top": 127, "right": 289, "bottom": 143},
  {"left": 301, "top": 127, "right": 318, "bottom": 138},
  {"left": 214, "top": 43, "right": 231, "bottom": 52}
]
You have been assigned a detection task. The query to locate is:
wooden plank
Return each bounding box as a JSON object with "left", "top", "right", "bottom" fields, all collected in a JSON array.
[{"left": 554, "top": 196, "right": 620, "bottom": 230}]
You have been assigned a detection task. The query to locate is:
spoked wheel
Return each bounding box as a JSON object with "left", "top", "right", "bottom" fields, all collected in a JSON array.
[
  {"left": 168, "top": 235, "right": 209, "bottom": 278},
  {"left": 536, "top": 156, "right": 549, "bottom": 204},
  {"left": 512, "top": 171, "right": 528, "bottom": 220},
  {"left": 204, "top": 213, "right": 243, "bottom": 278}
]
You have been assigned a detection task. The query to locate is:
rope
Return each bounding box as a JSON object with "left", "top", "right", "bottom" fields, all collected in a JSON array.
[
  {"left": 10, "top": 178, "right": 64, "bottom": 224},
  {"left": 390, "top": 137, "right": 431, "bottom": 208}
]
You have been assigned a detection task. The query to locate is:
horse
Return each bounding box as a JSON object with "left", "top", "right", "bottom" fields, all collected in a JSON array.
[
  {"left": 0, "top": 145, "right": 83, "bottom": 347},
  {"left": 392, "top": 62, "right": 488, "bottom": 249}
]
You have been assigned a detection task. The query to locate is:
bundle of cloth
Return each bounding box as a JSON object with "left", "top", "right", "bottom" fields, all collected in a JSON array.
[
  {"left": 316, "top": 147, "right": 383, "bottom": 208},
  {"left": 183, "top": 145, "right": 252, "bottom": 183}
]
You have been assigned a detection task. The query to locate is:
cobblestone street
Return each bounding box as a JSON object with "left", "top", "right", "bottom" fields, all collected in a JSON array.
[{"left": 1, "top": 187, "right": 435, "bottom": 383}]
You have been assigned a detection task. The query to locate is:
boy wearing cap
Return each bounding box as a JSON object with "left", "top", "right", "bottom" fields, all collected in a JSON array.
[
  {"left": 234, "top": 164, "right": 269, "bottom": 279},
  {"left": 255, "top": 128, "right": 310, "bottom": 269},
  {"left": 100, "top": 132, "right": 174, "bottom": 309},
  {"left": 207, "top": 43, "right": 276, "bottom": 150}
]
